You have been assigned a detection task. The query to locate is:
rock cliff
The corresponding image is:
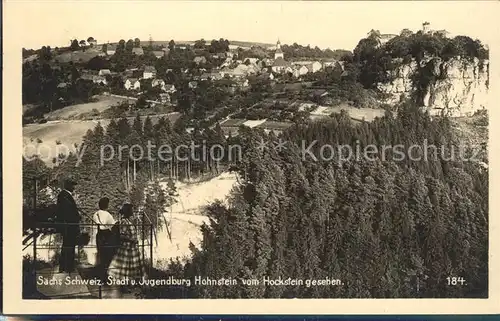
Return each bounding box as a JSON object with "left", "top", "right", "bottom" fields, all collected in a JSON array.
[{"left": 377, "top": 57, "right": 489, "bottom": 117}]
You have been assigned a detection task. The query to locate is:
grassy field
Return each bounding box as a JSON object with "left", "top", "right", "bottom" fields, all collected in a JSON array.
[
  {"left": 310, "top": 104, "right": 385, "bottom": 122},
  {"left": 45, "top": 96, "right": 129, "bottom": 121},
  {"left": 23, "top": 120, "right": 103, "bottom": 162},
  {"left": 229, "top": 40, "right": 274, "bottom": 48},
  {"left": 23, "top": 113, "right": 181, "bottom": 165},
  {"left": 53, "top": 49, "right": 102, "bottom": 63}
]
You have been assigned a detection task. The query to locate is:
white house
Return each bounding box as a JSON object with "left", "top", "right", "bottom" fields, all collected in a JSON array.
[
  {"left": 307, "top": 61, "right": 322, "bottom": 73},
  {"left": 159, "top": 93, "right": 171, "bottom": 104},
  {"left": 143, "top": 66, "right": 157, "bottom": 79},
  {"left": 106, "top": 45, "right": 116, "bottom": 56},
  {"left": 98, "top": 69, "right": 111, "bottom": 76},
  {"left": 221, "top": 59, "right": 233, "bottom": 68},
  {"left": 212, "top": 52, "right": 226, "bottom": 59},
  {"left": 193, "top": 56, "right": 207, "bottom": 65},
  {"left": 152, "top": 51, "right": 165, "bottom": 59},
  {"left": 124, "top": 78, "right": 140, "bottom": 90},
  {"left": 293, "top": 61, "right": 322, "bottom": 73},
  {"left": 271, "top": 57, "right": 290, "bottom": 73},
  {"left": 222, "top": 64, "right": 249, "bottom": 78},
  {"left": 164, "top": 84, "right": 176, "bottom": 93},
  {"left": 152, "top": 78, "right": 166, "bottom": 91},
  {"left": 284, "top": 66, "right": 295, "bottom": 75},
  {"left": 200, "top": 72, "right": 223, "bottom": 81},
  {"left": 321, "top": 59, "right": 338, "bottom": 68},
  {"left": 297, "top": 65, "right": 309, "bottom": 76},
  {"left": 93, "top": 75, "right": 107, "bottom": 85},
  {"left": 244, "top": 58, "right": 259, "bottom": 65},
  {"left": 132, "top": 47, "right": 144, "bottom": 55}
]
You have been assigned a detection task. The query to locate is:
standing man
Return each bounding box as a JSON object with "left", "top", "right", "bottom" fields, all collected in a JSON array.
[{"left": 56, "top": 178, "right": 80, "bottom": 273}]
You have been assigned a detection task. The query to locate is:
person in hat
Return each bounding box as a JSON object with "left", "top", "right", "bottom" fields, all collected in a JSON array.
[
  {"left": 107, "top": 203, "right": 145, "bottom": 294},
  {"left": 56, "top": 178, "right": 80, "bottom": 273}
]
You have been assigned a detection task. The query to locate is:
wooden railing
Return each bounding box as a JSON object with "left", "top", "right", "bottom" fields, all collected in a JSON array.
[{"left": 27, "top": 220, "right": 154, "bottom": 299}]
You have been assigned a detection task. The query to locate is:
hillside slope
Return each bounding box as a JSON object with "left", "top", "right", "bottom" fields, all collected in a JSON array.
[
  {"left": 152, "top": 172, "right": 238, "bottom": 266},
  {"left": 23, "top": 113, "right": 181, "bottom": 164}
]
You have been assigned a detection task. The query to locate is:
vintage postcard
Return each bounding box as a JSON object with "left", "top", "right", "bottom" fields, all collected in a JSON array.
[{"left": 3, "top": 0, "right": 500, "bottom": 315}]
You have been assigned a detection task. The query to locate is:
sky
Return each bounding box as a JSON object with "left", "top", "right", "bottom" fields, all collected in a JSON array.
[{"left": 6, "top": 1, "right": 499, "bottom": 51}]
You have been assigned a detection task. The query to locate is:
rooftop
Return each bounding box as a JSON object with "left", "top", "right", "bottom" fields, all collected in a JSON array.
[
  {"left": 273, "top": 57, "right": 290, "bottom": 67},
  {"left": 132, "top": 47, "right": 144, "bottom": 55}
]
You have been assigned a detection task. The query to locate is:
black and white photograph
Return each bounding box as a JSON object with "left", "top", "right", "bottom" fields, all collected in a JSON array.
[{"left": 7, "top": 0, "right": 496, "bottom": 306}]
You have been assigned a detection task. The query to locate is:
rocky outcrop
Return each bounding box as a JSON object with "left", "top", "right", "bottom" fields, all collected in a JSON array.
[{"left": 378, "top": 57, "right": 489, "bottom": 117}]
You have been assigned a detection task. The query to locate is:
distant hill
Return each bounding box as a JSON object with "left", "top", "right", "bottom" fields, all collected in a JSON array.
[
  {"left": 53, "top": 49, "right": 102, "bottom": 63},
  {"left": 105, "top": 40, "right": 274, "bottom": 49},
  {"left": 228, "top": 40, "right": 274, "bottom": 48},
  {"left": 23, "top": 112, "right": 181, "bottom": 165}
]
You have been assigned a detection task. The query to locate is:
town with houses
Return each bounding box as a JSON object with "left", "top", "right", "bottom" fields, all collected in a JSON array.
[
  {"left": 22, "top": 21, "right": 473, "bottom": 150},
  {"left": 23, "top": 33, "right": 364, "bottom": 138},
  {"left": 85, "top": 37, "right": 343, "bottom": 137}
]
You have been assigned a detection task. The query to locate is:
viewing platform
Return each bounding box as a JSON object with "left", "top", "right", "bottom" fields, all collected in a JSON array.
[{"left": 23, "top": 221, "right": 154, "bottom": 299}]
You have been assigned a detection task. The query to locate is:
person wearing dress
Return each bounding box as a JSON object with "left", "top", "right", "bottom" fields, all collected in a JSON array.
[
  {"left": 107, "top": 203, "right": 145, "bottom": 293},
  {"left": 93, "top": 197, "right": 116, "bottom": 280}
]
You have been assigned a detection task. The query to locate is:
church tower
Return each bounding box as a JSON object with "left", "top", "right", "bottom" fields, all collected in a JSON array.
[
  {"left": 274, "top": 39, "right": 284, "bottom": 60},
  {"left": 422, "top": 21, "right": 430, "bottom": 34}
]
